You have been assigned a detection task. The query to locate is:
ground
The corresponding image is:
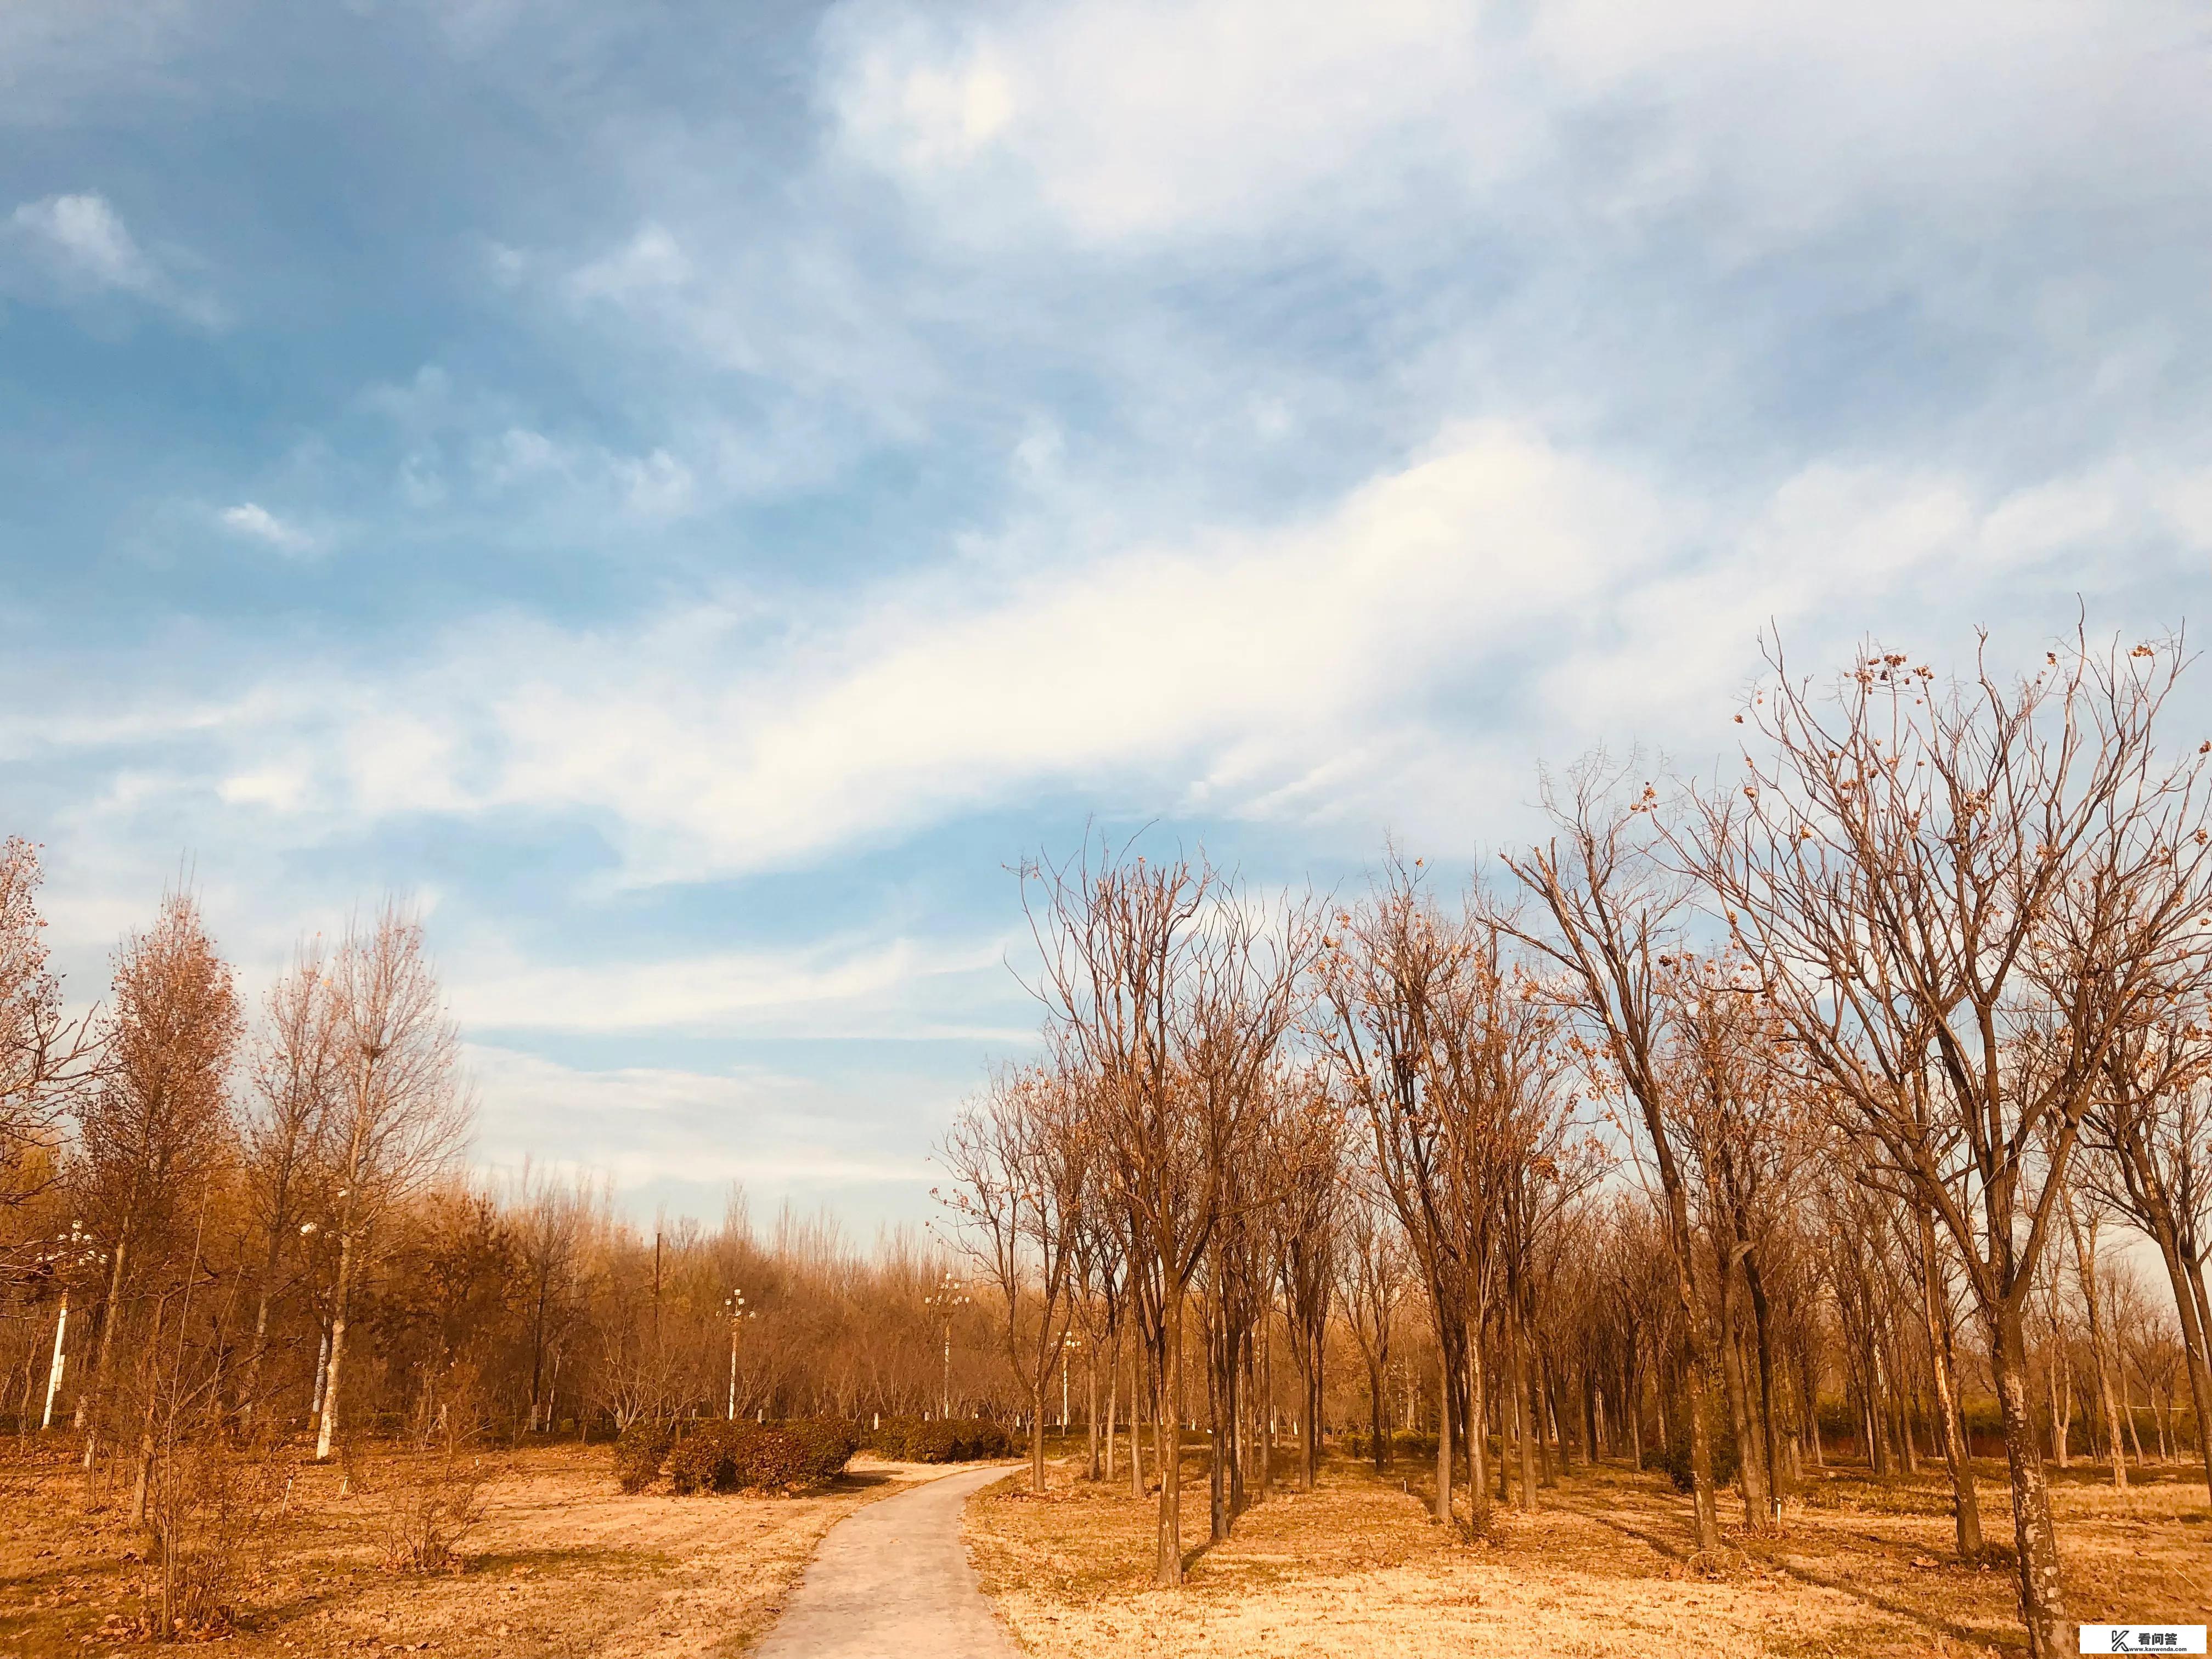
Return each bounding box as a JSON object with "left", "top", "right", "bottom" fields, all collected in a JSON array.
[
  {"left": 6, "top": 1437, "right": 2206, "bottom": 1658},
  {"left": 964, "top": 1449, "right": 2212, "bottom": 1657},
  {"left": 0, "top": 1439, "right": 957, "bottom": 1659}
]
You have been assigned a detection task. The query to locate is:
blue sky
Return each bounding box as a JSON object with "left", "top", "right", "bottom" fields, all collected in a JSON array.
[{"left": 5, "top": 0, "right": 2209, "bottom": 1229}]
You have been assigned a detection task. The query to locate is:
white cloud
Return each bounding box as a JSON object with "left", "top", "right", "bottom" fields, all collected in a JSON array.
[
  {"left": 7, "top": 190, "right": 222, "bottom": 324},
  {"left": 466, "top": 1046, "right": 939, "bottom": 1197},
  {"left": 568, "top": 222, "right": 692, "bottom": 302},
  {"left": 449, "top": 932, "right": 1013, "bottom": 1036},
  {"left": 23, "top": 424, "right": 2212, "bottom": 895},
  {"left": 614, "top": 448, "right": 697, "bottom": 519},
  {"left": 823, "top": 0, "right": 2209, "bottom": 252},
  {"left": 217, "top": 501, "right": 315, "bottom": 554},
  {"left": 13, "top": 191, "right": 154, "bottom": 290}
]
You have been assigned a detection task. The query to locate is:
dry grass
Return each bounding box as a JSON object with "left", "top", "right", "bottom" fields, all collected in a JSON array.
[
  {"left": 965, "top": 1449, "right": 2212, "bottom": 1657},
  {"left": 0, "top": 1440, "right": 953, "bottom": 1659}
]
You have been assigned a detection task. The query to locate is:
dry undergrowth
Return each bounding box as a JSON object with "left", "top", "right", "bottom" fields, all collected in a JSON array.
[
  {"left": 0, "top": 1440, "right": 946, "bottom": 1659},
  {"left": 964, "top": 1451, "right": 2212, "bottom": 1657}
]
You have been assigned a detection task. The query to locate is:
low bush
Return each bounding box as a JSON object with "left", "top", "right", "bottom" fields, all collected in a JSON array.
[
  {"left": 1343, "top": 1428, "right": 1438, "bottom": 1463},
  {"left": 614, "top": 1420, "right": 674, "bottom": 1493},
  {"left": 1654, "top": 1426, "right": 1740, "bottom": 1496},
  {"left": 666, "top": 1419, "right": 859, "bottom": 1495},
  {"left": 862, "top": 1415, "right": 1013, "bottom": 1463}
]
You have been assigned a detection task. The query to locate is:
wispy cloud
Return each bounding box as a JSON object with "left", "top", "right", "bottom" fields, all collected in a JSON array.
[
  {"left": 449, "top": 932, "right": 1015, "bottom": 1036},
  {"left": 217, "top": 501, "right": 315, "bottom": 554},
  {"left": 6, "top": 190, "right": 223, "bottom": 325},
  {"left": 824, "top": 0, "right": 2206, "bottom": 251},
  {"left": 466, "top": 1047, "right": 942, "bottom": 1197}
]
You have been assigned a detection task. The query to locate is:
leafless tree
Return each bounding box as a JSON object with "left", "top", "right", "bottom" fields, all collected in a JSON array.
[
  {"left": 1690, "top": 629, "right": 2212, "bottom": 1657},
  {"left": 1502, "top": 764, "right": 1725, "bottom": 1552},
  {"left": 315, "top": 902, "right": 469, "bottom": 1462},
  {"left": 238, "top": 940, "right": 340, "bottom": 1427},
  {"left": 0, "top": 839, "right": 99, "bottom": 1223},
  {"left": 2085, "top": 1019, "right": 2212, "bottom": 1500},
  {"left": 1318, "top": 854, "right": 1485, "bottom": 1528},
  {"left": 1022, "top": 837, "right": 1311, "bottom": 1585},
  {"left": 939, "top": 1063, "right": 1087, "bottom": 1493},
  {"left": 1338, "top": 1172, "right": 1409, "bottom": 1470}
]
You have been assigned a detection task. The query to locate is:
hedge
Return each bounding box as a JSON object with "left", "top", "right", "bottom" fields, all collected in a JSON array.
[
  {"left": 657, "top": 1419, "right": 858, "bottom": 1495},
  {"left": 614, "top": 1420, "right": 674, "bottom": 1493},
  {"left": 1343, "top": 1428, "right": 1438, "bottom": 1462},
  {"left": 861, "top": 1415, "right": 1013, "bottom": 1463}
]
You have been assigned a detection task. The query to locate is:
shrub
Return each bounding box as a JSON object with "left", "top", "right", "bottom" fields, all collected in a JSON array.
[
  {"left": 862, "top": 1415, "right": 1012, "bottom": 1463},
  {"left": 614, "top": 1420, "right": 674, "bottom": 1493},
  {"left": 668, "top": 1425, "right": 733, "bottom": 1495},
  {"left": 1344, "top": 1428, "right": 1438, "bottom": 1463},
  {"left": 1654, "top": 1426, "right": 1740, "bottom": 1495},
  {"left": 667, "top": 1420, "right": 859, "bottom": 1495}
]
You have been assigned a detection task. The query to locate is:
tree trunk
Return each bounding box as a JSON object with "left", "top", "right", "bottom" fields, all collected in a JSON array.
[
  {"left": 1432, "top": 1356, "right": 1453, "bottom": 1524},
  {"left": 1154, "top": 1288, "right": 1183, "bottom": 1587},
  {"left": 1128, "top": 1346, "right": 1146, "bottom": 1497},
  {"left": 1104, "top": 1340, "right": 1120, "bottom": 1484},
  {"left": 1293, "top": 1347, "right": 1308, "bottom": 1493},
  {"left": 1628, "top": 1358, "right": 1644, "bottom": 1470},
  {"left": 2145, "top": 1213, "right": 2212, "bottom": 1501},
  {"left": 1712, "top": 1259, "right": 1759, "bottom": 1526},
  {"left": 1367, "top": 1354, "right": 1387, "bottom": 1470},
  {"left": 1745, "top": 1256, "right": 1783, "bottom": 1527},
  {"left": 1992, "top": 1305, "right": 2069, "bottom": 1659},
  {"left": 81, "top": 1236, "right": 129, "bottom": 1472},
  {"left": 1463, "top": 1314, "right": 1489, "bottom": 1526},
  {"left": 2046, "top": 1342, "right": 2070, "bottom": 1469},
  {"left": 1207, "top": 1300, "right": 1229, "bottom": 1540},
  {"left": 1918, "top": 1205, "right": 1983, "bottom": 1556},
  {"left": 1030, "top": 1376, "right": 1048, "bottom": 1494},
  {"left": 1504, "top": 1307, "right": 1531, "bottom": 1510},
  {"left": 1087, "top": 1350, "right": 1101, "bottom": 1482},
  {"left": 316, "top": 1225, "right": 357, "bottom": 1462}
]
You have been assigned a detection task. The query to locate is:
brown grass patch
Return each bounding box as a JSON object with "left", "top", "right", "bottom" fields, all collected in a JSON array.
[
  {"left": 0, "top": 1440, "right": 945, "bottom": 1659},
  {"left": 964, "top": 1450, "right": 2212, "bottom": 1657}
]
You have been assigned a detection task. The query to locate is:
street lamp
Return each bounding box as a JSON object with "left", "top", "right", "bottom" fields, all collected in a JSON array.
[
  {"left": 724, "top": 1290, "right": 758, "bottom": 1421},
  {"left": 35, "top": 1222, "right": 107, "bottom": 1432},
  {"left": 922, "top": 1273, "right": 969, "bottom": 1419}
]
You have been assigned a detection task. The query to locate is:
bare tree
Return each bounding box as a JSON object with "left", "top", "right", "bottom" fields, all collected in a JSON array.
[
  {"left": 1691, "top": 630, "right": 2212, "bottom": 1657},
  {"left": 0, "top": 839, "right": 99, "bottom": 1222},
  {"left": 1022, "top": 838, "right": 1311, "bottom": 1585},
  {"left": 1338, "top": 1173, "right": 1409, "bottom": 1471},
  {"left": 1501, "top": 764, "right": 1724, "bottom": 1553},
  {"left": 939, "top": 1063, "right": 1087, "bottom": 1493},
  {"left": 1271, "top": 1071, "right": 1344, "bottom": 1496},
  {"left": 2085, "top": 1020, "right": 2212, "bottom": 1501},
  {"left": 239, "top": 940, "right": 340, "bottom": 1426},
  {"left": 315, "top": 903, "right": 469, "bottom": 1462},
  {"left": 1318, "top": 855, "right": 1483, "bottom": 1528}
]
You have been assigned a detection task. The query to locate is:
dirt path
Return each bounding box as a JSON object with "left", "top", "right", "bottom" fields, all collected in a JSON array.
[{"left": 752, "top": 1464, "right": 1019, "bottom": 1658}]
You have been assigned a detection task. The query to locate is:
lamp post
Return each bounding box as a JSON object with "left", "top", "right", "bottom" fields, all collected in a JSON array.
[
  {"left": 36, "top": 1222, "right": 106, "bottom": 1432},
  {"left": 922, "top": 1273, "right": 968, "bottom": 1419},
  {"left": 723, "top": 1291, "right": 757, "bottom": 1421}
]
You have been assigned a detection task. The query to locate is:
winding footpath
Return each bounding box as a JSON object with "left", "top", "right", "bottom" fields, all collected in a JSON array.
[{"left": 752, "top": 1465, "right": 1020, "bottom": 1658}]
